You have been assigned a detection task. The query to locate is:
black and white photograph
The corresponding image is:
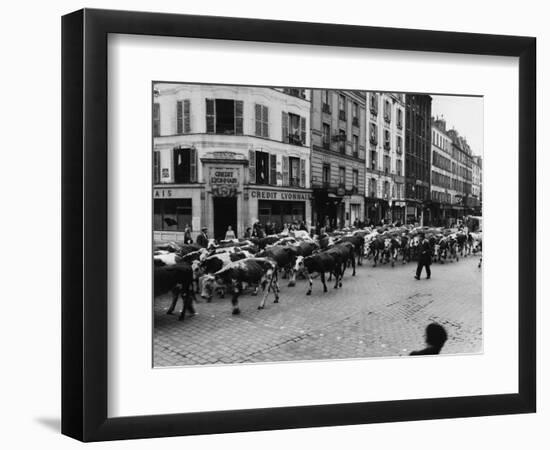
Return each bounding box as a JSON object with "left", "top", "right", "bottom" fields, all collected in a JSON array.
[{"left": 152, "top": 83, "right": 483, "bottom": 367}]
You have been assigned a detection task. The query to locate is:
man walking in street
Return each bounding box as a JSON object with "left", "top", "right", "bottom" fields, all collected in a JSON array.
[
  {"left": 415, "top": 232, "right": 432, "bottom": 280},
  {"left": 196, "top": 227, "right": 209, "bottom": 248}
]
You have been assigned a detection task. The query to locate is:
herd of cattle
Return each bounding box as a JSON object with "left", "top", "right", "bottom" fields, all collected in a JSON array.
[{"left": 154, "top": 226, "right": 483, "bottom": 321}]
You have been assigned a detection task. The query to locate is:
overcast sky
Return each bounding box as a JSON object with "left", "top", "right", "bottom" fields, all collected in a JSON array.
[{"left": 431, "top": 95, "right": 484, "bottom": 156}]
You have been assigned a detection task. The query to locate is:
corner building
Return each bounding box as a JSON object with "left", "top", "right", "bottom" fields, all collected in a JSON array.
[
  {"left": 153, "top": 84, "right": 312, "bottom": 241},
  {"left": 309, "top": 89, "right": 366, "bottom": 230}
]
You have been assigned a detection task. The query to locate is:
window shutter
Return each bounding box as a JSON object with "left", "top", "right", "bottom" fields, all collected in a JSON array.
[
  {"left": 255, "top": 104, "right": 262, "bottom": 136},
  {"left": 282, "top": 156, "right": 289, "bottom": 186},
  {"left": 262, "top": 106, "right": 269, "bottom": 138},
  {"left": 300, "top": 116, "right": 306, "bottom": 145},
  {"left": 270, "top": 154, "right": 277, "bottom": 185},
  {"left": 235, "top": 100, "right": 244, "bottom": 135},
  {"left": 153, "top": 103, "right": 160, "bottom": 137},
  {"left": 153, "top": 151, "right": 160, "bottom": 184},
  {"left": 183, "top": 100, "right": 191, "bottom": 133},
  {"left": 176, "top": 101, "right": 183, "bottom": 134},
  {"left": 282, "top": 111, "right": 289, "bottom": 143},
  {"left": 249, "top": 150, "right": 256, "bottom": 183},
  {"left": 190, "top": 148, "right": 197, "bottom": 182},
  {"left": 300, "top": 158, "right": 306, "bottom": 187},
  {"left": 206, "top": 99, "right": 215, "bottom": 133}
]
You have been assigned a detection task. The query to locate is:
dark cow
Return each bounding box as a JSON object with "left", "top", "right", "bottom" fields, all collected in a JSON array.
[
  {"left": 257, "top": 245, "right": 299, "bottom": 286},
  {"left": 154, "top": 263, "right": 196, "bottom": 321},
  {"left": 368, "top": 236, "right": 385, "bottom": 267},
  {"left": 294, "top": 252, "right": 341, "bottom": 295},
  {"left": 213, "top": 258, "right": 279, "bottom": 314},
  {"left": 335, "top": 234, "right": 365, "bottom": 266},
  {"left": 326, "top": 241, "right": 356, "bottom": 280}
]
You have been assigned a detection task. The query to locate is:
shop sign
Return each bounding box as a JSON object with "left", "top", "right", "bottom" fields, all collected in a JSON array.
[
  {"left": 250, "top": 189, "right": 312, "bottom": 201},
  {"left": 209, "top": 166, "right": 241, "bottom": 197},
  {"left": 154, "top": 188, "right": 189, "bottom": 198}
]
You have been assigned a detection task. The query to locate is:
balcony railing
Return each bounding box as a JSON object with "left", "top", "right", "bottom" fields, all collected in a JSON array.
[
  {"left": 322, "top": 140, "right": 330, "bottom": 150},
  {"left": 289, "top": 177, "right": 301, "bottom": 187},
  {"left": 384, "top": 113, "right": 391, "bottom": 123},
  {"left": 288, "top": 134, "right": 303, "bottom": 146},
  {"left": 332, "top": 134, "right": 347, "bottom": 142},
  {"left": 322, "top": 103, "right": 331, "bottom": 114},
  {"left": 369, "top": 134, "right": 377, "bottom": 145},
  {"left": 383, "top": 142, "right": 391, "bottom": 151}
]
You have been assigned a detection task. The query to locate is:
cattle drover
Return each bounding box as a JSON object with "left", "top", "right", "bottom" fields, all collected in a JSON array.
[{"left": 415, "top": 232, "right": 432, "bottom": 280}]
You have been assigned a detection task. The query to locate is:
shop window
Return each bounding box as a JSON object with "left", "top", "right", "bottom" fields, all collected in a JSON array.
[
  {"left": 154, "top": 199, "right": 192, "bottom": 231},
  {"left": 173, "top": 147, "right": 197, "bottom": 184},
  {"left": 205, "top": 99, "right": 243, "bottom": 135}
]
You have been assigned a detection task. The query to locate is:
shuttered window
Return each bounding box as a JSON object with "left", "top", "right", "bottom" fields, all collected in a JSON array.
[
  {"left": 206, "top": 99, "right": 215, "bottom": 133},
  {"left": 255, "top": 104, "right": 269, "bottom": 137},
  {"left": 177, "top": 100, "right": 190, "bottom": 134},
  {"left": 153, "top": 151, "right": 160, "bottom": 184},
  {"left": 282, "top": 111, "right": 289, "bottom": 143},
  {"left": 270, "top": 154, "right": 277, "bottom": 185},
  {"left": 282, "top": 156, "right": 289, "bottom": 185},
  {"left": 234, "top": 100, "right": 243, "bottom": 135},
  {"left": 153, "top": 103, "right": 160, "bottom": 137},
  {"left": 300, "top": 117, "right": 306, "bottom": 145},
  {"left": 249, "top": 149, "right": 256, "bottom": 183},
  {"left": 183, "top": 99, "right": 191, "bottom": 133}
]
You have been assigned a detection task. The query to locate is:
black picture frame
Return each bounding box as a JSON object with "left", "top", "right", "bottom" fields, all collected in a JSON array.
[{"left": 62, "top": 8, "right": 536, "bottom": 442}]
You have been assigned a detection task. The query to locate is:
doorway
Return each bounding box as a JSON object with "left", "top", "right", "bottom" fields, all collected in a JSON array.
[{"left": 213, "top": 197, "right": 237, "bottom": 240}]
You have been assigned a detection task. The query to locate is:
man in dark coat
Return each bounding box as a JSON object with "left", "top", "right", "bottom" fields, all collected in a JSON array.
[
  {"left": 196, "top": 227, "right": 209, "bottom": 248},
  {"left": 414, "top": 232, "right": 432, "bottom": 280}
]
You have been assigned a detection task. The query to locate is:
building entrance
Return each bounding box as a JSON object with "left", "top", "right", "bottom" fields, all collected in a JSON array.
[{"left": 213, "top": 197, "right": 237, "bottom": 240}]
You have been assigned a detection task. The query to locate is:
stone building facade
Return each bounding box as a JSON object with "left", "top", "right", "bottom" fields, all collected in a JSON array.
[
  {"left": 310, "top": 89, "right": 366, "bottom": 230},
  {"left": 152, "top": 83, "right": 312, "bottom": 241},
  {"left": 364, "top": 92, "right": 406, "bottom": 224}
]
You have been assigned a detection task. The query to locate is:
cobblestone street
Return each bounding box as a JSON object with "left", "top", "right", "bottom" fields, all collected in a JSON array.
[{"left": 153, "top": 255, "right": 482, "bottom": 367}]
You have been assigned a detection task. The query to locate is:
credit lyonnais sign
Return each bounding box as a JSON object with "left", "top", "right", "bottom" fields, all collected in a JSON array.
[
  {"left": 250, "top": 190, "right": 312, "bottom": 201},
  {"left": 209, "top": 166, "right": 241, "bottom": 197}
]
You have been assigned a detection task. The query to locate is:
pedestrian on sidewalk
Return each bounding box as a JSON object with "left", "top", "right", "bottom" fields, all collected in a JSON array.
[
  {"left": 410, "top": 323, "right": 448, "bottom": 355},
  {"left": 414, "top": 232, "right": 432, "bottom": 280},
  {"left": 224, "top": 225, "right": 236, "bottom": 240}
]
